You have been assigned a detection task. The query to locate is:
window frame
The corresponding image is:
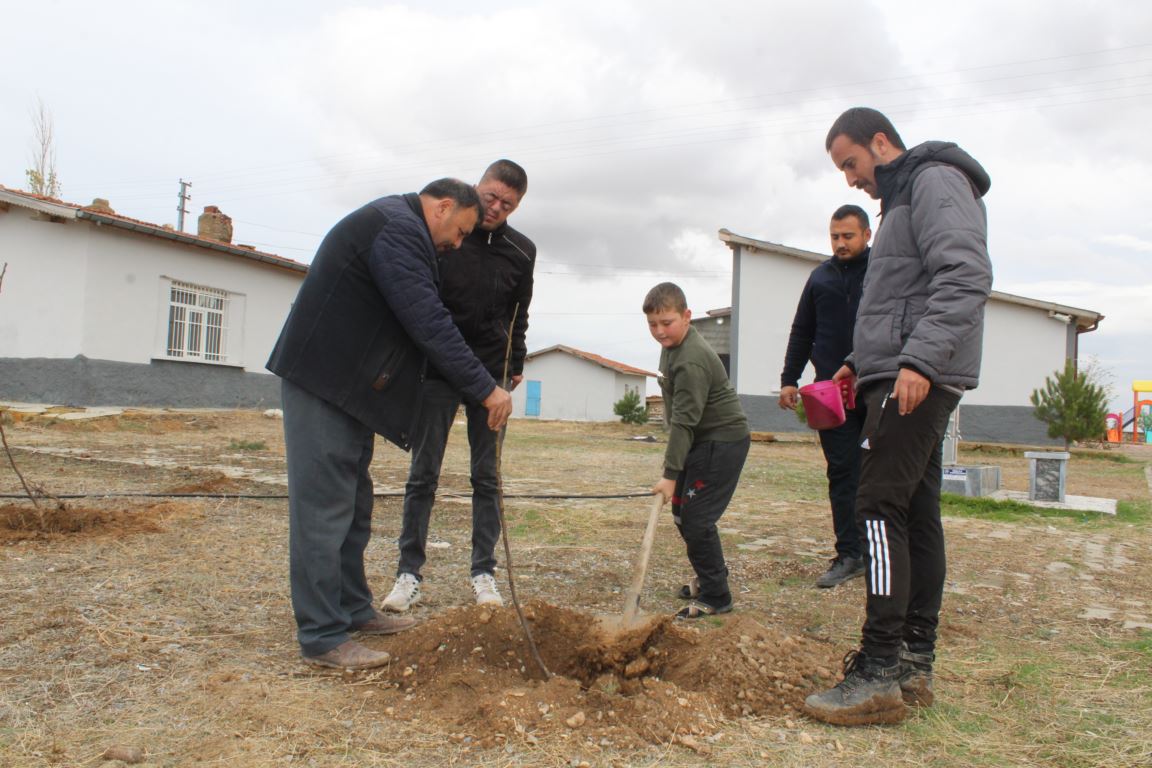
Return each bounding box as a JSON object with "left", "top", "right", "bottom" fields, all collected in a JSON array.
[{"left": 153, "top": 276, "right": 245, "bottom": 368}]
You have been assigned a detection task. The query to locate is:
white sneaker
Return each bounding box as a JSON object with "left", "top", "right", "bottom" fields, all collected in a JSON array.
[
  {"left": 381, "top": 573, "right": 422, "bottom": 612},
  {"left": 471, "top": 573, "right": 504, "bottom": 607}
]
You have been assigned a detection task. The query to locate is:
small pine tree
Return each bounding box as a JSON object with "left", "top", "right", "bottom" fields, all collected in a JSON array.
[
  {"left": 1029, "top": 360, "right": 1108, "bottom": 450},
  {"left": 613, "top": 389, "right": 649, "bottom": 425}
]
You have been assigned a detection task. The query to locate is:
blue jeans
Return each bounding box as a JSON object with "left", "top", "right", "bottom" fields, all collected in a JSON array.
[{"left": 397, "top": 377, "right": 501, "bottom": 578}]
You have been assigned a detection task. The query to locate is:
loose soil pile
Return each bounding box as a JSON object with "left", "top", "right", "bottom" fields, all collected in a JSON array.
[
  {"left": 0, "top": 501, "right": 180, "bottom": 542},
  {"left": 315, "top": 603, "right": 839, "bottom": 752}
]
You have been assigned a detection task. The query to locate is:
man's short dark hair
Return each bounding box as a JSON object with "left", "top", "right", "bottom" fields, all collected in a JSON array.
[
  {"left": 420, "top": 178, "right": 482, "bottom": 210},
  {"left": 643, "top": 282, "right": 688, "bottom": 314},
  {"left": 480, "top": 159, "right": 528, "bottom": 196},
  {"left": 832, "top": 204, "right": 870, "bottom": 230},
  {"left": 825, "top": 107, "right": 906, "bottom": 152}
]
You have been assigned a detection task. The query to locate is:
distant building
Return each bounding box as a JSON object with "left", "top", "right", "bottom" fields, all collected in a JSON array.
[
  {"left": 718, "top": 229, "right": 1104, "bottom": 444},
  {"left": 0, "top": 186, "right": 304, "bottom": 407},
  {"left": 511, "top": 344, "right": 658, "bottom": 422},
  {"left": 689, "top": 307, "right": 731, "bottom": 374}
]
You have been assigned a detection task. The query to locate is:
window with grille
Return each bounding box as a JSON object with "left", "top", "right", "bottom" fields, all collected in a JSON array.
[{"left": 165, "top": 280, "right": 230, "bottom": 362}]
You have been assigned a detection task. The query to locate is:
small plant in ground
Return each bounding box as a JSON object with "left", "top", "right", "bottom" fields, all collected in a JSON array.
[
  {"left": 1029, "top": 360, "right": 1108, "bottom": 450},
  {"left": 228, "top": 439, "right": 266, "bottom": 451},
  {"left": 613, "top": 390, "right": 649, "bottom": 425}
]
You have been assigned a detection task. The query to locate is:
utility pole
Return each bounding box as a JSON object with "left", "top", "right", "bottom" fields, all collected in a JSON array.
[{"left": 176, "top": 178, "right": 192, "bottom": 232}]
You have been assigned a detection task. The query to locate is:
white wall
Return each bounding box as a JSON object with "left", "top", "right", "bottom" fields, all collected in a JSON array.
[
  {"left": 733, "top": 246, "right": 819, "bottom": 395},
  {"left": 0, "top": 210, "right": 89, "bottom": 357},
  {"left": 964, "top": 300, "right": 1070, "bottom": 406},
  {"left": 733, "top": 244, "right": 1077, "bottom": 408},
  {"left": 0, "top": 208, "right": 303, "bottom": 373},
  {"left": 511, "top": 352, "right": 648, "bottom": 421}
]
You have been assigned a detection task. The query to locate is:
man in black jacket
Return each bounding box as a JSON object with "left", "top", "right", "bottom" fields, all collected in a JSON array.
[
  {"left": 779, "top": 205, "right": 871, "bottom": 588},
  {"left": 267, "top": 178, "right": 513, "bottom": 670},
  {"left": 383, "top": 160, "right": 536, "bottom": 612}
]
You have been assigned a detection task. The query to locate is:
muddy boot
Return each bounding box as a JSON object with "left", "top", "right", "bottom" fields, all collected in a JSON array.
[
  {"left": 803, "top": 650, "right": 906, "bottom": 726},
  {"left": 899, "top": 643, "right": 935, "bottom": 707}
]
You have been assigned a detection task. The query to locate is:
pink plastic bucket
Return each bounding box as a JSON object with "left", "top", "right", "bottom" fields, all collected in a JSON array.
[{"left": 799, "top": 380, "right": 847, "bottom": 430}]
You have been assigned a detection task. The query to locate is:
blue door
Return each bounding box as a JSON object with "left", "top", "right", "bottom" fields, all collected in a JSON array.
[{"left": 525, "top": 380, "right": 541, "bottom": 417}]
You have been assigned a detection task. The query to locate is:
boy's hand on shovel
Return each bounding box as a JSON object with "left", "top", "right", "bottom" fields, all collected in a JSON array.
[{"left": 652, "top": 478, "right": 675, "bottom": 503}]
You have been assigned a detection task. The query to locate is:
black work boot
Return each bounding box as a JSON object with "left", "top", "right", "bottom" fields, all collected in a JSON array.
[
  {"left": 816, "top": 556, "right": 866, "bottom": 588},
  {"left": 899, "top": 642, "right": 935, "bottom": 707},
  {"left": 803, "top": 650, "right": 907, "bottom": 726}
]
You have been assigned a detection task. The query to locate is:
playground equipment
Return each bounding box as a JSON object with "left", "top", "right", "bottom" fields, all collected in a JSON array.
[{"left": 1125, "top": 380, "right": 1152, "bottom": 444}]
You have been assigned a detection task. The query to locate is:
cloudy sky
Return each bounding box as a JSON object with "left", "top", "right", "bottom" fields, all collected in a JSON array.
[{"left": 3, "top": 1, "right": 1150, "bottom": 410}]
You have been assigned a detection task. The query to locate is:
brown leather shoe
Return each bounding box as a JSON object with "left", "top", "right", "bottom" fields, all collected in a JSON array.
[
  {"left": 353, "top": 614, "right": 418, "bottom": 636},
  {"left": 302, "top": 640, "right": 391, "bottom": 670}
]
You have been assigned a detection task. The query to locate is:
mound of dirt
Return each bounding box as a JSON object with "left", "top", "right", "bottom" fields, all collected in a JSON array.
[
  {"left": 345, "top": 603, "right": 841, "bottom": 751},
  {"left": 165, "top": 473, "right": 245, "bottom": 495},
  {"left": 0, "top": 501, "right": 188, "bottom": 542}
]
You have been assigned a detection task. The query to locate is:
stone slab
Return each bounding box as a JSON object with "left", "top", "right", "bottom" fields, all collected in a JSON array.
[{"left": 989, "top": 489, "right": 1117, "bottom": 515}]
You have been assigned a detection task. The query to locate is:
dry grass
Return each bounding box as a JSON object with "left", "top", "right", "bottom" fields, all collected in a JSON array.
[{"left": 0, "top": 410, "right": 1149, "bottom": 767}]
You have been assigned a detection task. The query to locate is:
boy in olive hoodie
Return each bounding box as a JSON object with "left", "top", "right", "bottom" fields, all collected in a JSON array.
[{"left": 645, "top": 282, "right": 750, "bottom": 618}]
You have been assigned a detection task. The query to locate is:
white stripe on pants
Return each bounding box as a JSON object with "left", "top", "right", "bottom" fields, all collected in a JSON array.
[{"left": 866, "top": 519, "right": 891, "bottom": 596}]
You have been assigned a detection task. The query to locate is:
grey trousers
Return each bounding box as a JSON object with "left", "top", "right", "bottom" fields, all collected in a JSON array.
[{"left": 282, "top": 379, "right": 379, "bottom": 656}]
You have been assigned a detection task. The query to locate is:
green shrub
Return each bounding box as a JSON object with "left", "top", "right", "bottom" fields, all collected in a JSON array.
[{"left": 613, "top": 390, "right": 649, "bottom": 425}]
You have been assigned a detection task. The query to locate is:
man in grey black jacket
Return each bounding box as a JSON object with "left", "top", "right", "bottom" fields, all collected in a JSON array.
[{"left": 804, "top": 107, "right": 992, "bottom": 726}]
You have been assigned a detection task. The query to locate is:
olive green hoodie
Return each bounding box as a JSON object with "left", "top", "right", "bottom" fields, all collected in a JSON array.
[{"left": 658, "top": 326, "right": 749, "bottom": 479}]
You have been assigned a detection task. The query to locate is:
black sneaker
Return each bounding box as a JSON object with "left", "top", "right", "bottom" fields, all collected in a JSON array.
[
  {"left": 899, "top": 643, "right": 935, "bottom": 707},
  {"left": 803, "top": 650, "right": 907, "bottom": 726},
  {"left": 816, "top": 556, "right": 865, "bottom": 588}
]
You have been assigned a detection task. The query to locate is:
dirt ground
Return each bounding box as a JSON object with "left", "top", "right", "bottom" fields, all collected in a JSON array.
[{"left": 0, "top": 408, "right": 1149, "bottom": 767}]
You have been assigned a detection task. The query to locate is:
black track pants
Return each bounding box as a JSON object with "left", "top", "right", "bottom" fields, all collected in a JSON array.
[
  {"left": 854, "top": 381, "right": 960, "bottom": 659},
  {"left": 671, "top": 436, "right": 750, "bottom": 606}
]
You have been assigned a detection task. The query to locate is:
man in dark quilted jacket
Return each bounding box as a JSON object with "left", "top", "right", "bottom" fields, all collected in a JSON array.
[{"left": 267, "top": 178, "right": 512, "bottom": 671}]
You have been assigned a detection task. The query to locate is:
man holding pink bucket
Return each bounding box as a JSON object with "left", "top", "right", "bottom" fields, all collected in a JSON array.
[{"left": 780, "top": 205, "right": 872, "bottom": 589}]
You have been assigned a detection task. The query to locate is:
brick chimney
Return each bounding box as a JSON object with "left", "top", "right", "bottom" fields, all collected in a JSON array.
[
  {"left": 84, "top": 198, "right": 115, "bottom": 214},
  {"left": 197, "top": 205, "right": 233, "bottom": 243}
]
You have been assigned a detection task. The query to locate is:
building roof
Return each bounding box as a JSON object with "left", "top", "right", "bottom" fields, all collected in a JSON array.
[
  {"left": 719, "top": 229, "right": 1103, "bottom": 332},
  {"left": 0, "top": 185, "right": 308, "bottom": 275},
  {"left": 526, "top": 344, "right": 659, "bottom": 378}
]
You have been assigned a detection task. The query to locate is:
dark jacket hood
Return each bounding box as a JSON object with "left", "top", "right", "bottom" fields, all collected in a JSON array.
[{"left": 876, "top": 141, "right": 991, "bottom": 211}]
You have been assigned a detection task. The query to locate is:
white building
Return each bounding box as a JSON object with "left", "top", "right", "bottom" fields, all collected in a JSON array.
[
  {"left": 719, "top": 229, "right": 1103, "bottom": 444},
  {"left": 0, "top": 186, "right": 305, "bottom": 407},
  {"left": 511, "top": 344, "right": 657, "bottom": 422}
]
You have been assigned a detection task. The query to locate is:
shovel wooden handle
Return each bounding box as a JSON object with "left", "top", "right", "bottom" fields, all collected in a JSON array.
[{"left": 621, "top": 493, "right": 666, "bottom": 625}]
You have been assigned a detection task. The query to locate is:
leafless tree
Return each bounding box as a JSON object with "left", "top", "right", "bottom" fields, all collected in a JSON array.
[{"left": 26, "top": 97, "right": 61, "bottom": 198}]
